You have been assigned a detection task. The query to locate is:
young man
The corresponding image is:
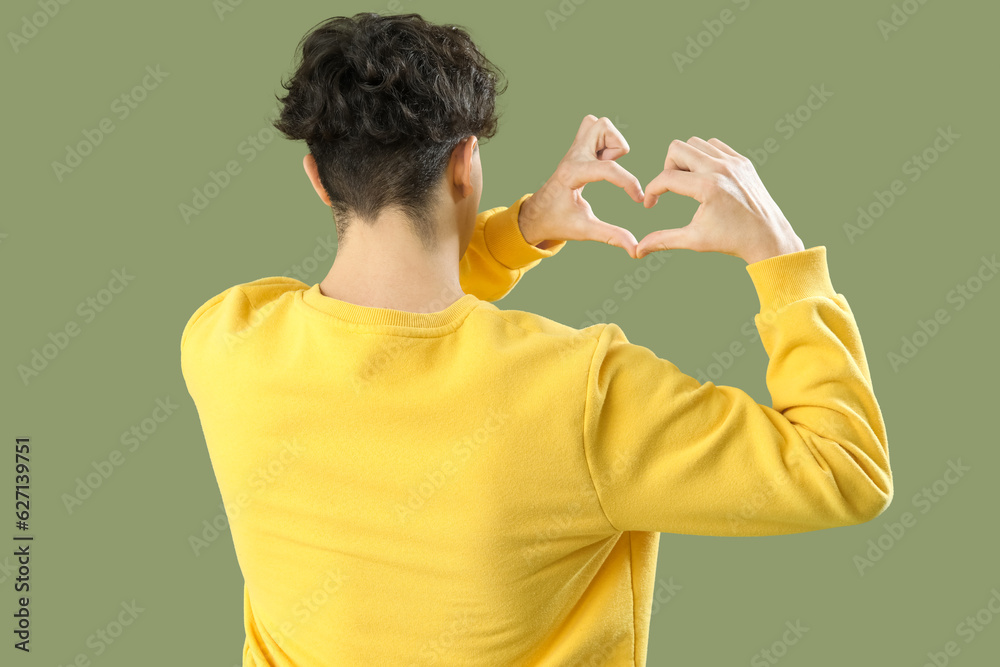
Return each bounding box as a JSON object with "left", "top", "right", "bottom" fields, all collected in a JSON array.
[{"left": 180, "top": 12, "right": 892, "bottom": 666}]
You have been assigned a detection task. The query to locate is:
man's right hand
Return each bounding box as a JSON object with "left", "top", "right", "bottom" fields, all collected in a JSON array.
[
  {"left": 517, "top": 115, "right": 645, "bottom": 259},
  {"left": 636, "top": 137, "right": 804, "bottom": 264}
]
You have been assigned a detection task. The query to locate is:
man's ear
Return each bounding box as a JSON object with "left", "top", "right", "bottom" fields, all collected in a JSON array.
[
  {"left": 303, "top": 154, "right": 333, "bottom": 206},
  {"left": 452, "top": 136, "right": 477, "bottom": 198}
]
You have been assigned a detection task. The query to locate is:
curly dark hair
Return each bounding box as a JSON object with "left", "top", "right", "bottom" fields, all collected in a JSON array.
[{"left": 272, "top": 12, "right": 508, "bottom": 249}]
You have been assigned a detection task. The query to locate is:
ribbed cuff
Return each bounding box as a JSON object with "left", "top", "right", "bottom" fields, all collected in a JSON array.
[
  {"left": 483, "top": 193, "right": 567, "bottom": 269},
  {"left": 745, "top": 246, "right": 836, "bottom": 312}
]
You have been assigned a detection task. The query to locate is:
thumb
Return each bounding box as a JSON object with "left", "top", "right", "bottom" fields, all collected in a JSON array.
[
  {"left": 636, "top": 226, "right": 694, "bottom": 259},
  {"left": 588, "top": 220, "right": 639, "bottom": 259}
]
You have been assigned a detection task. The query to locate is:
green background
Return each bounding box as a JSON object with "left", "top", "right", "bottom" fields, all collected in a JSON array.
[{"left": 2, "top": 0, "right": 997, "bottom": 664}]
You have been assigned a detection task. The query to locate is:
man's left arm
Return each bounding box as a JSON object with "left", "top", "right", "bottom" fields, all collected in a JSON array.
[{"left": 459, "top": 192, "right": 565, "bottom": 301}]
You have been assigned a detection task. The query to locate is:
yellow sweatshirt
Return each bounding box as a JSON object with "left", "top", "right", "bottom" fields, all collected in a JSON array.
[{"left": 180, "top": 193, "right": 892, "bottom": 666}]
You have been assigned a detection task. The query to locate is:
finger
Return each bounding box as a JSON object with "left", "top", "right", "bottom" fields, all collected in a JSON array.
[
  {"left": 642, "top": 169, "right": 707, "bottom": 208},
  {"left": 636, "top": 226, "right": 695, "bottom": 259},
  {"left": 687, "top": 136, "right": 727, "bottom": 159},
  {"left": 643, "top": 153, "right": 681, "bottom": 207},
  {"left": 571, "top": 159, "right": 645, "bottom": 203},
  {"left": 597, "top": 145, "right": 628, "bottom": 161},
  {"left": 707, "top": 137, "right": 742, "bottom": 158},
  {"left": 588, "top": 116, "right": 630, "bottom": 162},
  {"left": 643, "top": 141, "right": 713, "bottom": 209},
  {"left": 585, "top": 219, "right": 640, "bottom": 259},
  {"left": 660, "top": 139, "right": 715, "bottom": 175},
  {"left": 573, "top": 114, "right": 600, "bottom": 145}
]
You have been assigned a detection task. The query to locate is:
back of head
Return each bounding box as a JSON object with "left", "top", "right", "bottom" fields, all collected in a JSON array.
[{"left": 272, "top": 12, "right": 508, "bottom": 246}]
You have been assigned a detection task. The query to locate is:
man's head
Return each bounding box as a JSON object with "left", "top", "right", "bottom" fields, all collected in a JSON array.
[{"left": 272, "top": 12, "right": 507, "bottom": 252}]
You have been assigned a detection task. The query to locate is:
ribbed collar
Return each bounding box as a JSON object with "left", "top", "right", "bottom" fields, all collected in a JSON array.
[{"left": 298, "top": 283, "right": 482, "bottom": 334}]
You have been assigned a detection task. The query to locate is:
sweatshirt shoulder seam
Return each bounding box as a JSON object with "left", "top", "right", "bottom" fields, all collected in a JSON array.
[
  {"left": 181, "top": 284, "right": 247, "bottom": 350},
  {"left": 581, "top": 323, "right": 622, "bottom": 533},
  {"left": 486, "top": 308, "right": 602, "bottom": 342},
  {"left": 484, "top": 310, "right": 618, "bottom": 532}
]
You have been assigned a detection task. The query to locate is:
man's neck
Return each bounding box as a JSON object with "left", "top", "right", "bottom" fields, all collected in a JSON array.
[{"left": 318, "top": 242, "right": 466, "bottom": 314}]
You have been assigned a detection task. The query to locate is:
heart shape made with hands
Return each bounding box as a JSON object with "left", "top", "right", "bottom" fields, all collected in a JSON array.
[{"left": 520, "top": 114, "right": 786, "bottom": 263}]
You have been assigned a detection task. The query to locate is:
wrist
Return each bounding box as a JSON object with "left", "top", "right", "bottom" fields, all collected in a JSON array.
[
  {"left": 517, "top": 195, "right": 543, "bottom": 246},
  {"left": 744, "top": 234, "right": 805, "bottom": 265}
]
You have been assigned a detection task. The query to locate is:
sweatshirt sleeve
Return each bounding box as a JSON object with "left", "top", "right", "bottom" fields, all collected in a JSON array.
[
  {"left": 581, "top": 246, "right": 892, "bottom": 536},
  {"left": 459, "top": 193, "right": 567, "bottom": 301}
]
